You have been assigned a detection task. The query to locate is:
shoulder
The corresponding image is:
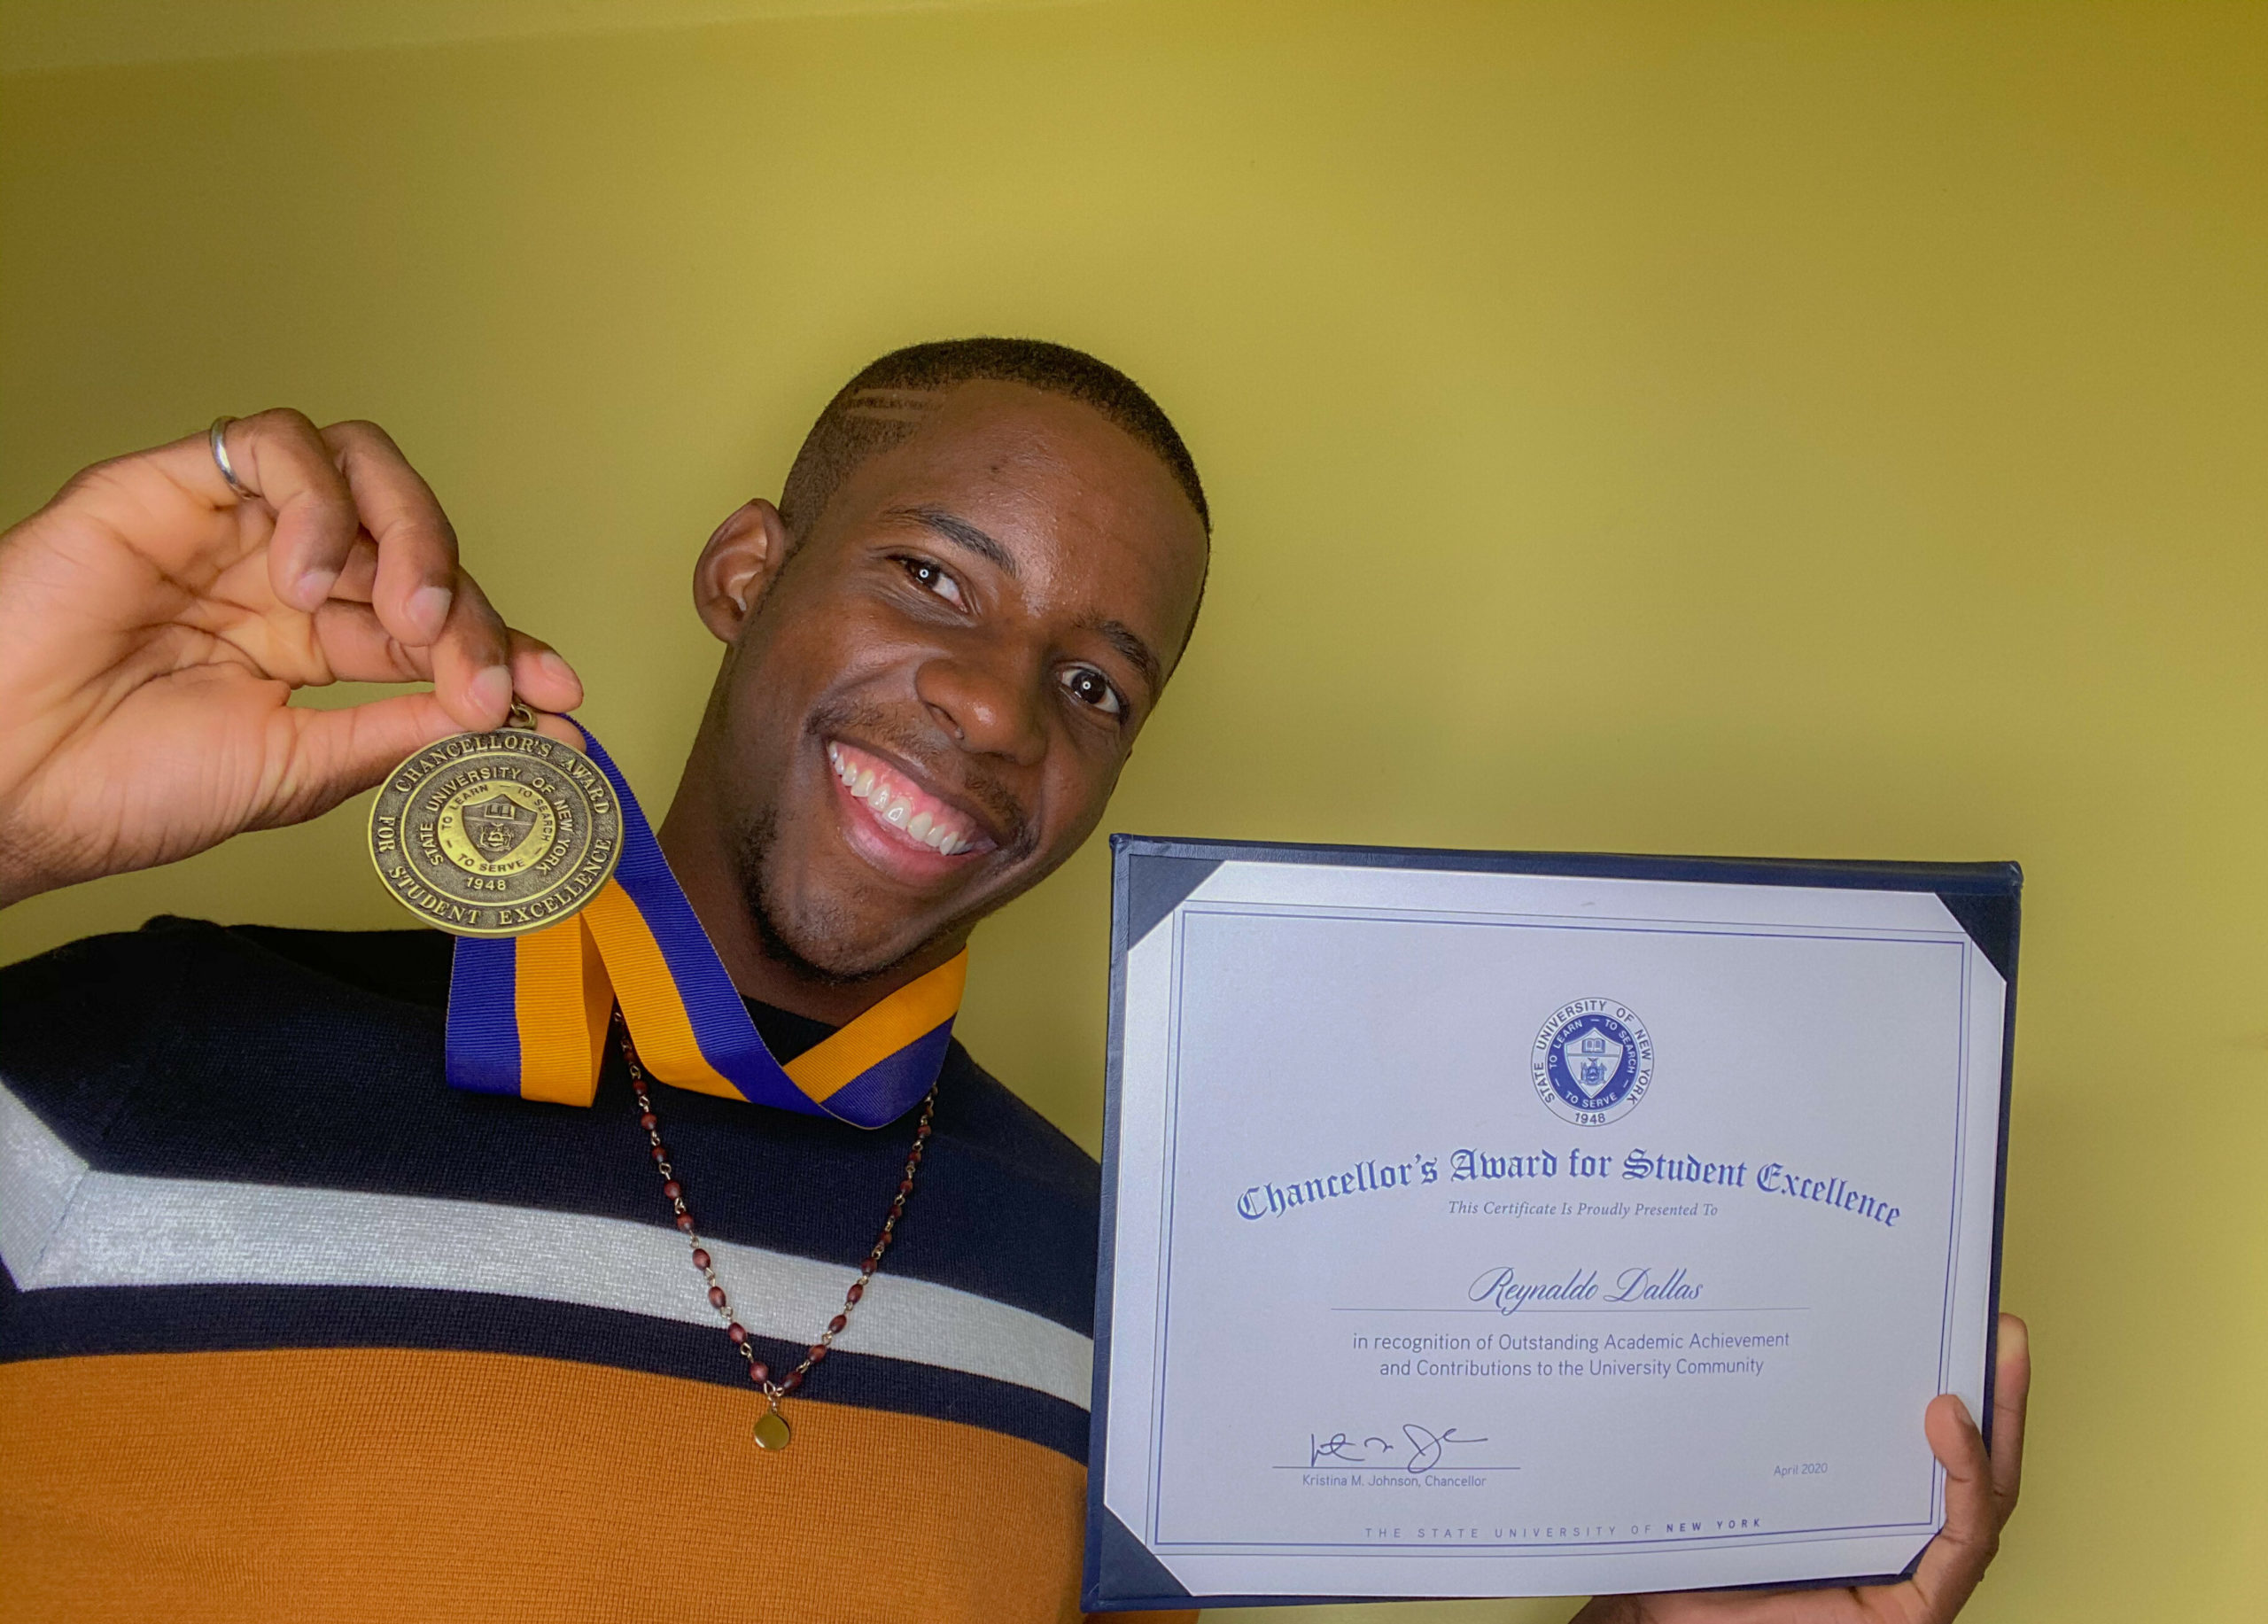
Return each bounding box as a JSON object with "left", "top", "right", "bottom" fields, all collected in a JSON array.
[
  {"left": 2, "top": 914, "right": 449, "bottom": 1008},
  {"left": 936, "top": 1040, "right": 1099, "bottom": 1197},
  {"left": 1, "top": 917, "right": 450, "bottom": 1154}
]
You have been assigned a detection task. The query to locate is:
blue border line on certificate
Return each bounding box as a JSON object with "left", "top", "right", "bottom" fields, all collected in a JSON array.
[
  {"left": 1147, "top": 900, "right": 1967, "bottom": 1556},
  {"left": 1930, "top": 944, "right": 1974, "bottom": 1528},
  {"left": 1145, "top": 905, "right": 1192, "bottom": 1526}
]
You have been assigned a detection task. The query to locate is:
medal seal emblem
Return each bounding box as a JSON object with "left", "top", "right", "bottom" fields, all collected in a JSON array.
[
  {"left": 368, "top": 725, "right": 623, "bottom": 936},
  {"left": 1533, "top": 998, "right": 1655, "bottom": 1127}
]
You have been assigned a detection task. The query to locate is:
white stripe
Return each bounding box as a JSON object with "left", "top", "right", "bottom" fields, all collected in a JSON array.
[
  {"left": 0, "top": 1083, "right": 88, "bottom": 1284},
  {"left": 0, "top": 1079, "right": 1091, "bottom": 1410}
]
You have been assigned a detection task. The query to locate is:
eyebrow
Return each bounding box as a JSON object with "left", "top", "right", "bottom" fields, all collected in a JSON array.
[
  {"left": 1080, "top": 616, "right": 1164, "bottom": 698},
  {"left": 887, "top": 505, "right": 1019, "bottom": 578},
  {"left": 885, "top": 504, "right": 1164, "bottom": 699}
]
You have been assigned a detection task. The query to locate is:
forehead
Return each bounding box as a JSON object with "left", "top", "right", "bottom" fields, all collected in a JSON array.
[{"left": 813, "top": 380, "right": 1209, "bottom": 661}]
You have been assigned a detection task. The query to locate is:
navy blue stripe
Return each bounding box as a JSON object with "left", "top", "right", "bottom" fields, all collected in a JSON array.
[
  {"left": 823, "top": 1020, "right": 956, "bottom": 1128},
  {"left": 444, "top": 936, "right": 522, "bottom": 1094},
  {"left": 0, "top": 1279, "right": 1088, "bottom": 1463}
]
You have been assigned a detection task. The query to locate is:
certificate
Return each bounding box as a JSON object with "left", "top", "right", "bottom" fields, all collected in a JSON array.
[{"left": 1084, "top": 839, "right": 2016, "bottom": 1607}]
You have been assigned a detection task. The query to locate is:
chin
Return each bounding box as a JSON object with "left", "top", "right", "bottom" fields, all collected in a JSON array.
[
  {"left": 736, "top": 841, "right": 949, "bottom": 986},
  {"left": 765, "top": 907, "right": 930, "bottom": 985}
]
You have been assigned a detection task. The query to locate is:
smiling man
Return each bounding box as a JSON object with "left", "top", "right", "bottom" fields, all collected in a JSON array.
[{"left": 0, "top": 341, "right": 1209, "bottom": 1623}]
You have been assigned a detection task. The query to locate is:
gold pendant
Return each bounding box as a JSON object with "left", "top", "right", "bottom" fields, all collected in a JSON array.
[{"left": 754, "top": 1406, "right": 792, "bottom": 1450}]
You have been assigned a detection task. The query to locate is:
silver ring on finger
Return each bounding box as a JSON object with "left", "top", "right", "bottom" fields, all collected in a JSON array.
[{"left": 207, "top": 416, "right": 262, "bottom": 503}]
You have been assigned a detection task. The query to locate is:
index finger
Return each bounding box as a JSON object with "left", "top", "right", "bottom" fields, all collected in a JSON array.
[
  {"left": 321, "top": 418, "right": 462, "bottom": 647},
  {"left": 216, "top": 408, "right": 365, "bottom": 611}
]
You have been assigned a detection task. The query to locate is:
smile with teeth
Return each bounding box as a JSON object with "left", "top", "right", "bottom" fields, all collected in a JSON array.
[{"left": 827, "top": 741, "right": 985, "bottom": 857}]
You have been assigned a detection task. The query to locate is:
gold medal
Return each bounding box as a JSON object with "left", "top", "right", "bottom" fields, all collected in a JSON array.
[{"left": 367, "top": 711, "right": 623, "bottom": 937}]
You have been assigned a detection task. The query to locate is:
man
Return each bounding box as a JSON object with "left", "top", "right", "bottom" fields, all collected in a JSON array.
[{"left": 0, "top": 339, "right": 2024, "bottom": 1621}]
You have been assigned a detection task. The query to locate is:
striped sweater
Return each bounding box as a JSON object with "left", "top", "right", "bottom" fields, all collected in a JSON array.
[{"left": 1, "top": 917, "right": 1179, "bottom": 1622}]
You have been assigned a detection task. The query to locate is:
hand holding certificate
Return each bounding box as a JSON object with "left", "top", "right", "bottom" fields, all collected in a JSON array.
[
  {"left": 1571, "top": 1317, "right": 2026, "bottom": 1624},
  {"left": 1086, "top": 839, "right": 2026, "bottom": 1611}
]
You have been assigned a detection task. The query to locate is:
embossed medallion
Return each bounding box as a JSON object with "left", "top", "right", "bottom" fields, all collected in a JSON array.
[{"left": 368, "top": 727, "right": 623, "bottom": 936}]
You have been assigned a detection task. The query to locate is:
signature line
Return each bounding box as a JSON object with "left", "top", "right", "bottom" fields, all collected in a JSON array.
[{"left": 1273, "top": 1464, "right": 1522, "bottom": 1472}]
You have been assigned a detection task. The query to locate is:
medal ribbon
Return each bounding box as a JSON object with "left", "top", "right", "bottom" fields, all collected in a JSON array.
[{"left": 443, "top": 727, "right": 965, "bottom": 1128}]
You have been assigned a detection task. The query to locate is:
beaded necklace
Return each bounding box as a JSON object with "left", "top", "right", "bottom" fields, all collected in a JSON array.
[{"left": 618, "top": 1015, "right": 938, "bottom": 1450}]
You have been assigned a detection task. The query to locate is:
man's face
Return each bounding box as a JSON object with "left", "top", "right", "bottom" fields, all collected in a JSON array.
[{"left": 709, "top": 381, "right": 1208, "bottom": 981}]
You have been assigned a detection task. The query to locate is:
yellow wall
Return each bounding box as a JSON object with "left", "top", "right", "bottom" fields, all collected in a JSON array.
[{"left": 4, "top": 4, "right": 2264, "bottom": 1619}]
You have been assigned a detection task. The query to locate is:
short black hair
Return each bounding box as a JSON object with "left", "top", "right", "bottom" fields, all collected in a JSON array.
[{"left": 778, "top": 337, "right": 1210, "bottom": 542}]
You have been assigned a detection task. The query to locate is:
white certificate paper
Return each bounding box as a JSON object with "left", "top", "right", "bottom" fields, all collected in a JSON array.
[{"left": 1084, "top": 839, "right": 2016, "bottom": 1608}]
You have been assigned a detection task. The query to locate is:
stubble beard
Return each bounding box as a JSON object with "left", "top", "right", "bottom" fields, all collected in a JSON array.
[{"left": 731, "top": 804, "right": 931, "bottom": 989}]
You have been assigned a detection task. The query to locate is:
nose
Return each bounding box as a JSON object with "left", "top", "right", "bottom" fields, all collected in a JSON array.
[{"left": 914, "top": 649, "right": 1048, "bottom": 767}]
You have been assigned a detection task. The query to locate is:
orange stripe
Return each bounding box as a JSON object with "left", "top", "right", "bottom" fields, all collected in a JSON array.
[
  {"left": 784, "top": 950, "right": 968, "bottom": 1103},
  {"left": 579, "top": 881, "right": 747, "bottom": 1102},
  {"left": 1, "top": 1349, "right": 1199, "bottom": 1624},
  {"left": 510, "top": 916, "right": 610, "bottom": 1106}
]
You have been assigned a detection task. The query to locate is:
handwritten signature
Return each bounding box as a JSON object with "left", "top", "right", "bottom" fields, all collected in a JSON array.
[{"left": 1309, "top": 1424, "right": 1490, "bottom": 1472}]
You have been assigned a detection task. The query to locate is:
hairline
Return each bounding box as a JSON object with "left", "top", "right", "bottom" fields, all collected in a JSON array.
[{"left": 782, "top": 377, "right": 1209, "bottom": 551}]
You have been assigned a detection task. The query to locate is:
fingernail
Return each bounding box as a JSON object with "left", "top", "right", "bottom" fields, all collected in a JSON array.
[
  {"left": 539, "top": 649, "right": 578, "bottom": 688},
  {"left": 472, "top": 665, "right": 513, "bottom": 714},
  {"left": 1949, "top": 1395, "right": 1976, "bottom": 1429},
  {"left": 409, "top": 584, "right": 454, "bottom": 639},
  {"left": 296, "top": 566, "right": 340, "bottom": 608}
]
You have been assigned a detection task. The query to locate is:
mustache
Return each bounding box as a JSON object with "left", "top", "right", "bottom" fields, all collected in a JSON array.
[{"left": 804, "top": 698, "right": 1034, "bottom": 857}]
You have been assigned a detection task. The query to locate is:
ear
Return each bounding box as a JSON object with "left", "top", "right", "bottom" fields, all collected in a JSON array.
[{"left": 692, "top": 499, "right": 791, "bottom": 643}]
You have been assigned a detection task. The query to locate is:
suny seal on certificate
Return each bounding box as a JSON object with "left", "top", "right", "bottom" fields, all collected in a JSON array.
[{"left": 1533, "top": 998, "right": 1655, "bottom": 1127}]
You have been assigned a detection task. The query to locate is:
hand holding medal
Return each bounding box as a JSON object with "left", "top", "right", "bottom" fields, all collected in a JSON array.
[{"left": 0, "top": 409, "right": 582, "bottom": 905}]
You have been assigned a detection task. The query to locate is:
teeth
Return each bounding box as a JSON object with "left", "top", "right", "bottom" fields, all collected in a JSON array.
[{"left": 832, "top": 741, "right": 978, "bottom": 857}]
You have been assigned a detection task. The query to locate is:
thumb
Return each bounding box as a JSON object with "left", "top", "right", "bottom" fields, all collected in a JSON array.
[
  {"left": 255, "top": 691, "right": 475, "bottom": 830},
  {"left": 1907, "top": 1392, "right": 1998, "bottom": 1619}
]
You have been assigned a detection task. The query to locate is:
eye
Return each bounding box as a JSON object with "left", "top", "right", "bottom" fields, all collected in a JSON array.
[
  {"left": 1058, "top": 664, "right": 1124, "bottom": 719},
  {"left": 894, "top": 555, "right": 967, "bottom": 609}
]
